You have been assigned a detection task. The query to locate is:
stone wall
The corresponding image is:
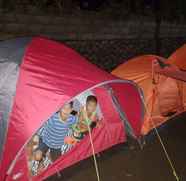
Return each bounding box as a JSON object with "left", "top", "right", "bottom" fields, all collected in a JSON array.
[
  {"left": 65, "top": 37, "right": 186, "bottom": 71},
  {"left": 0, "top": 13, "right": 186, "bottom": 40},
  {"left": 0, "top": 13, "right": 186, "bottom": 71}
]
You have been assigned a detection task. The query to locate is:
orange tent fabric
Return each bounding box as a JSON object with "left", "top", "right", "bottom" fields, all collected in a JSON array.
[
  {"left": 168, "top": 44, "right": 186, "bottom": 70},
  {"left": 112, "top": 55, "right": 186, "bottom": 135},
  {"left": 167, "top": 44, "right": 186, "bottom": 116},
  {"left": 154, "top": 60, "right": 186, "bottom": 82}
]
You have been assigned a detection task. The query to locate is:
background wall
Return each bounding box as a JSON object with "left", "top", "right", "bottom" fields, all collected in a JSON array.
[{"left": 0, "top": 13, "right": 186, "bottom": 71}]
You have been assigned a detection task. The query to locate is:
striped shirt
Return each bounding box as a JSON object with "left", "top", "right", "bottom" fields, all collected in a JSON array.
[{"left": 41, "top": 112, "right": 77, "bottom": 149}]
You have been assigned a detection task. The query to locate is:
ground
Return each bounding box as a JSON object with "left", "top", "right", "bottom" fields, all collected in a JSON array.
[{"left": 46, "top": 112, "right": 186, "bottom": 181}]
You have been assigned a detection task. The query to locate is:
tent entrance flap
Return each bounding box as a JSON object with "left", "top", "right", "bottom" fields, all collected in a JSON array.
[{"left": 106, "top": 86, "right": 136, "bottom": 138}]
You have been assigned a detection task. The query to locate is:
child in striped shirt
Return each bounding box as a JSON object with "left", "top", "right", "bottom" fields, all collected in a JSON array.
[{"left": 33, "top": 102, "right": 77, "bottom": 168}]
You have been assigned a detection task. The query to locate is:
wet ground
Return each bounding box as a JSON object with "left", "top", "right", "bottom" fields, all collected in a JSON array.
[{"left": 47, "top": 112, "right": 186, "bottom": 181}]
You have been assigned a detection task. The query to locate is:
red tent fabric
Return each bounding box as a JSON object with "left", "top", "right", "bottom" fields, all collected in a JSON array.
[{"left": 0, "top": 37, "right": 144, "bottom": 181}]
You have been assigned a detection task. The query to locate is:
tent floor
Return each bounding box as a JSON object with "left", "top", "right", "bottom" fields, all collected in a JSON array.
[{"left": 47, "top": 112, "right": 186, "bottom": 181}]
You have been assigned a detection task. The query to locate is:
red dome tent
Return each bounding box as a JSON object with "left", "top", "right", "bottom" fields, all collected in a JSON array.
[{"left": 0, "top": 37, "right": 144, "bottom": 181}]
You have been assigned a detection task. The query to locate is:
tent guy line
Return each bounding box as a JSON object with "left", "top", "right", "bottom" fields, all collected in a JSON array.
[
  {"left": 142, "top": 97, "right": 180, "bottom": 181},
  {"left": 87, "top": 122, "right": 101, "bottom": 181}
]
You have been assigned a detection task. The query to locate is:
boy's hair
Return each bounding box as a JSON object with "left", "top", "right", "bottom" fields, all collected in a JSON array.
[
  {"left": 69, "top": 101, "right": 73, "bottom": 108},
  {"left": 63, "top": 101, "right": 73, "bottom": 108},
  {"left": 86, "top": 95, "right": 97, "bottom": 104}
]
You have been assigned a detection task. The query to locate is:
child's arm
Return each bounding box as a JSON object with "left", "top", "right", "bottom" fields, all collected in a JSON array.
[
  {"left": 78, "top": 107, "right": 88, "bottom": 127},
  {"left": 90, "top": 112, "right": 98, "bottom": 122}
]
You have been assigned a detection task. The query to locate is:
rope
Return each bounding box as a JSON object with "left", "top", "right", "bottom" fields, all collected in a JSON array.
[
  {"left": 87, "top": 124, "right": 101, "bottom": 181},
  {"left": 84, "top": 106, "right": 101, "bottom": 181},
  {"left": 153, "top": 126, "right": 179, "bottom": 181},
  {"left": 142, "top": 93, "right": 180, "bottom": 181}
]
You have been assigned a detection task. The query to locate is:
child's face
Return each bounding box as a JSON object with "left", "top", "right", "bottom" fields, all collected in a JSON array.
[
  {"left": 60, "top": 104, "right": 72, "bottom": 118},
  {"left": 86, "top": 101, "right": 97, "bottom": 113}
]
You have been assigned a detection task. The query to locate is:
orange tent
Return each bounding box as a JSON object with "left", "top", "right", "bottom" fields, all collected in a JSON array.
[
  {"left": 168, "top": 44, "right": 186, "bottom": 70},
  {"left": 112, "top": 55, "right": 186, "bottom": 135}
]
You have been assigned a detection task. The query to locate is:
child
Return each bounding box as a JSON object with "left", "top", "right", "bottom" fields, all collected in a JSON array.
[
  {"left": 31, "top": 102, "right": 77, "bottom": 175},
  {"left": 65, "top": 95, "right": 99, "bottom": 145}
]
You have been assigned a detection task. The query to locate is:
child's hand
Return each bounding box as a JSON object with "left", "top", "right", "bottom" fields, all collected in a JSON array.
[
  {"left": 33, "top": 135, "right": 39, "bottom": 144},
  {"left": 64, "top": 136, "right": 77, "bottom": 145}
]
